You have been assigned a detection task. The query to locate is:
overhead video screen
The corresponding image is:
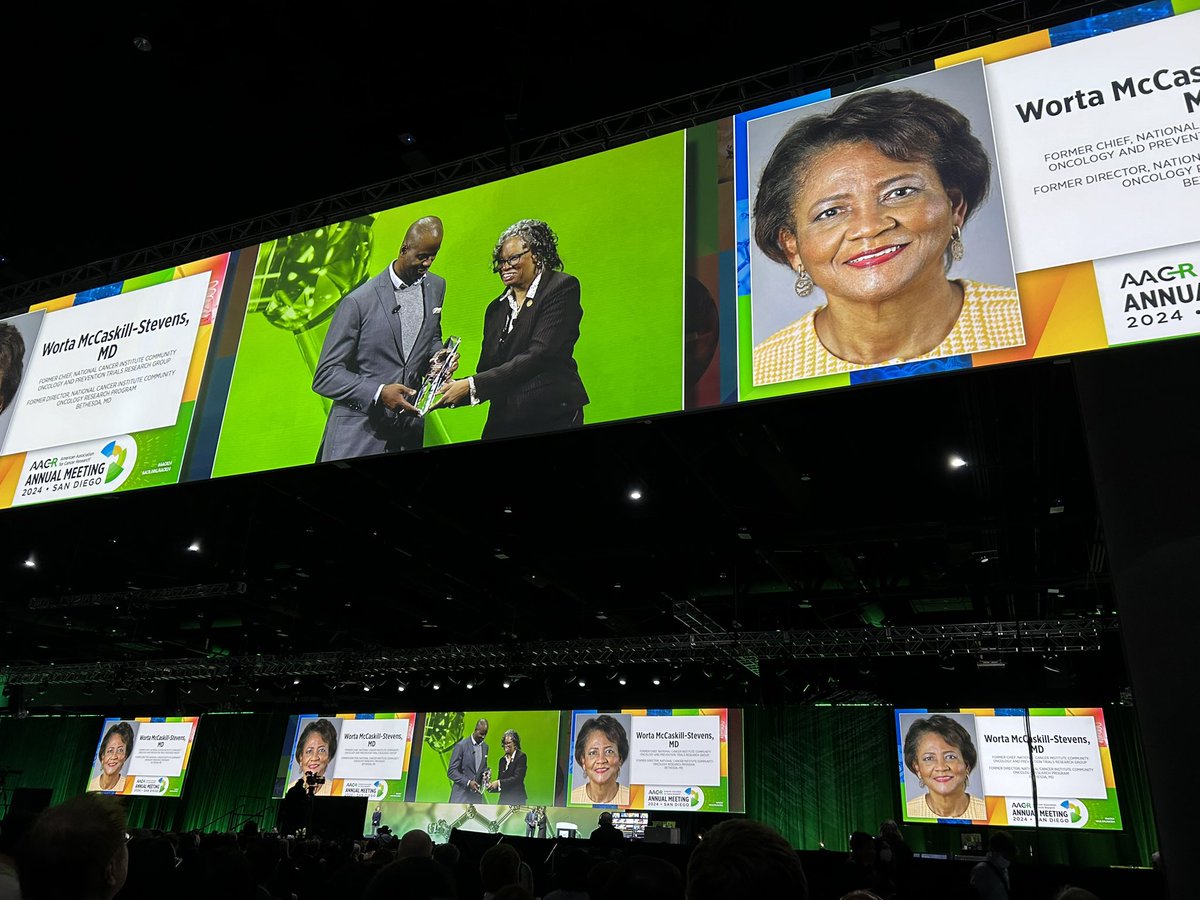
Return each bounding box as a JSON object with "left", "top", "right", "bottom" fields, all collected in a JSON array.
[
  {"left": 566, "top": 708, "right": 743, "bottom": 813},
  {"left": 274, "top": 712, "right": 417, "bottom": 801},
  {"left": 86, "top": 716, "right": 200, "bottom": 798},
  {"left": 4, "top": 5, "right": 1197, "bottom": 512},
  {"left": 0, "top": 256, "right": 228, "bottom": 509},
  {"left": 896, "top": 707, "right": 1121, "bottom": 830}
]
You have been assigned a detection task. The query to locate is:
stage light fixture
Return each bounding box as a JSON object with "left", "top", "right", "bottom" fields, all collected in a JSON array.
[
  {"left": 652, "top": 677, "right": 661, "bottom": 685},
  {"left": 466, "top": 681, "right": 475, "bottom": 690},
  {"left": 502, "top": 679, "right": 511, "bottom": 689},
  {"left": 578, "top": 679, "right": 586, "bottom": 687},
  {"left": 949, "top": 455, "right": 967, "bottom": 468},
  {"left": 618, "top": 677, "right": 626, "bottom": 686},
  {"left": 23, "top": 556, "right": 35, "bottom": 569},
  {"left": 629, "top": 489, "right": 642, "bottom": 500},
  {"left": 293, "top": 678, "right": 301, "bottom": 686},
  {"left": 432, "top": 681, "right": 441, "bottom": 691}
]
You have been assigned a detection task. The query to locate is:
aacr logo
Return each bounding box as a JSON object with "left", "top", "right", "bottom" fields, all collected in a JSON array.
[{"left": 1119, "top": 264, "right": 1198, "bottom": 287}]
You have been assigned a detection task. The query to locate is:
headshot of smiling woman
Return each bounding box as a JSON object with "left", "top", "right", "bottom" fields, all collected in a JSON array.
[
  {"left": 570, "top": 714, "right": 631, "bottom": 806},
  {"left": 294, "top": 717, "right": 338, "bottom": 795},
  {"left": 751, "top": 86, "right": 1024, "bottom": 384},
  {"left": 903, "top": 714, "right": 986, "bottom": 820},
  {"left": 88, "top": 721, "right": 134, "bottom": 793}
]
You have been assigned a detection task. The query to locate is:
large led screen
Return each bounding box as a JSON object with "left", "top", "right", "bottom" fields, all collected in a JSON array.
[
  {"left": 563, "top": 707, "right": 741, "bottom": 813},
  {"left": 274, "top": 712, "right": 417, "bottom": 801},
  {"left": 85, "top": 716, "right": 200, "bottom": 798},
  {"left": 275, "top": 707, "right": 743, "bottom": 817},
  {"left": 3, "top": 4, "right": 1197, "bottom": 511},
  {"left": 0, "top": 256, "right": 228, "bottom": 508},
  {"left": 895, "top": 707, "right": 1121, "bottom": 830}
]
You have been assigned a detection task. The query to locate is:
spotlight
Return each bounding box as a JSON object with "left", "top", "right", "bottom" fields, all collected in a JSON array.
[
  {"left": 618, "top": 677, "right": 626, "bottom": 686},
  {"left": 502, "top": 679, "right": 511, "bottom": 689},
  {"left": 629, "top": 489, "right": 642, "bottom": 500},
  {"left": 397, "top": 683, "right": 406, "bottom": 692},
  {"left": 23, "top": 556, "right": 35, "bottom": 569},
  {"left": 363, "top": 684, "right": 371, "bottom": 692},
  {"left": 466, "top": 681, "right": 475, "bottom": 690},
  {"left": 187, "top": 541, "right": 201, "bottom": 552},
  {"left": 949, "top": 455, "right": 967, "bottom": 469},
  {"left": 292, "top": 678, "right": 301, "bottom": 686},
  {"left": 652, "top": 678, "right": 661, "bottom": 686},
  {"left": 577, "top": 679, "right": 586, "bottom": 688},
  {"left": 432, "top": 681, "right": 441, "bottom": 691}
]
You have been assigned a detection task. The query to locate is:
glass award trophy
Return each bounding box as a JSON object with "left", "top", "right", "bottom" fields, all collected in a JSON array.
[{"left": 415, "top": 336, "right": 461, "bottom": 416}]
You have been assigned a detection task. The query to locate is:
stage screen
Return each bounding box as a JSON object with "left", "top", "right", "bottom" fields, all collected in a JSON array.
[
  {"left": 5, "top": 6, "right": 1197, "bottom": 513},
  {"left": 274, "top": 712, "right": 416, "bottom": 801},
  {"left": 0, "top": 256, "right": 228, "bottom": 508},
  {"left": 896, "top": 707, "right": 1121, "bottom": 830},
  {"left": 410, "top": 709, "right": 561, "bottom": 806},
  {"left": 565, "top": 708, "right": 743, "bottom": 813},
  {"left": 85, "top": 716, "right": 200, "bottom": 798}
]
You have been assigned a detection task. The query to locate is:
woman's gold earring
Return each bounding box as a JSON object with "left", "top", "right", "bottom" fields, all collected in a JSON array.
[
  {"left": 794, "top": 265, "right": 814, "bottom": 298},
  {"left": 950, "top": 225, "right": 965, "bottom": 262}
]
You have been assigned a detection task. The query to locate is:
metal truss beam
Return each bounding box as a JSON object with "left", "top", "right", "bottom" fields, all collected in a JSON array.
[
  {"left": 1, "top": 618, "right": 1117, "bottom": 686},
  {"left": 0, "top": 1, "right": 1125, "bottom": 310}
]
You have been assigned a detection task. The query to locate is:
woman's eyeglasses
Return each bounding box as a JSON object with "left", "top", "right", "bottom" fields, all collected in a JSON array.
[{"left": 493, "top": 249, "right": 531, "bottom": 272}]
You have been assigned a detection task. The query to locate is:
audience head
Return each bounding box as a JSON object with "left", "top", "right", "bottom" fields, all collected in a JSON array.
[
  {"left": 602, "top": 854, "right": 685, "bottom": 900},
  {"left": 686, "top": 819, "right": 808, "bottom": 900},
  {"left": 987, "top": 830, "right": 1018, "bottom": 861},
  {"left": 397, "top": 828, "right": 434, "bottom": 860},
  {"left": 480, "top": 842, "right": 522, "bottom": 893},
  {"left": 431, "top": 841, "right": 460, "bottom": 868},
  {"left": 19, "top": 794, "right": 129, "bottom": 900},
  {"left": 598, "top": 811, "right": 614, "bottom": 826},
  {"left": 848, "top": 830, "right": 876, "bottom": 863},
  {"left": 363, "top": 856, "right": 456, "bottom": 900}
]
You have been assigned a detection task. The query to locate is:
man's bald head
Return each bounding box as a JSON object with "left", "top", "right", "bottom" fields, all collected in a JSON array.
[{"left": 395, "top": 216, "right": 444, "bottom": 283}]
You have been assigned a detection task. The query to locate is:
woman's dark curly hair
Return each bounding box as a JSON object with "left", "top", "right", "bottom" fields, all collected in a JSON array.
[
  {"left": 492, "top": 219, "right": 563, "bottom": 272},
  {"left": 753, "top": 88, "right": 992, "bottom": 269},
  {"left": 294, "top": 717, "right": 339, "bottom": 765},
  {"left": 98, "top": 721, "right": 134, "bottom": 762}
]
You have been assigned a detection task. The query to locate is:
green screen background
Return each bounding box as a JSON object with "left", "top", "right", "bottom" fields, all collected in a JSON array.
[
  {"left": 213, "top": 134, "right": 685, "bottom": 477},
  {"left": 412, "top": 709, "right": 561, "bottom": 806}
]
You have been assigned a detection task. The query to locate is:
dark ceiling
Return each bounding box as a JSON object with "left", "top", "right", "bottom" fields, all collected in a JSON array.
[{"left": 0, "top": 1, "right": 1136, "bottom": 716}]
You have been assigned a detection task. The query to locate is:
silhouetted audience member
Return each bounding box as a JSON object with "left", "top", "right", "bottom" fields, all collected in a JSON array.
[
  {"left": 0, "top": 812, "right": 34, "bottom": 900},
  {"left": 363, "top": 855, "right": 456, "bottom": 900},
  {"left": 970, "top": 830, "right": 1018, "bottom": 900},
  {"left": 114, "top": 831, "right": 179, "bottom": 899},
  {"left": 602, "top": 854, "right": 684, "bottom": 900},
  {"left": 590, "top": 812, "right": 626, "bottom": 847},
  {"left": 481, "top": 843, "right": 522, "bottom": 899},
  {"left": 397, "top": 829, "right": 434, "bottom": 860},
  {"left": 543, "top": 845, "right": 590, "bottom": 900},
  {"left": 876, "top": 819, "right": 913, "bottom": 886},
  {"left": 685, "top": 819, "right": 809, "bottom": 900},
  {"left": 836, "top": 831, "right": 895, "bottom": 900},
  {"left": 587, "top": 858, "right": 621, "bottom": 899},
  {"left": 19, "top": 794, "right": 129, "bottom": 900}
]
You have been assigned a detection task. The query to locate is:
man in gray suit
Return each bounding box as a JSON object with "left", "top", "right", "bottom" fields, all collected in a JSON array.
[
  {"left": 312, "top": 215, "right": 448, "bottom": 461},
  {"left": 447, "top": 717, "right": 489, "bottom": 803}
]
